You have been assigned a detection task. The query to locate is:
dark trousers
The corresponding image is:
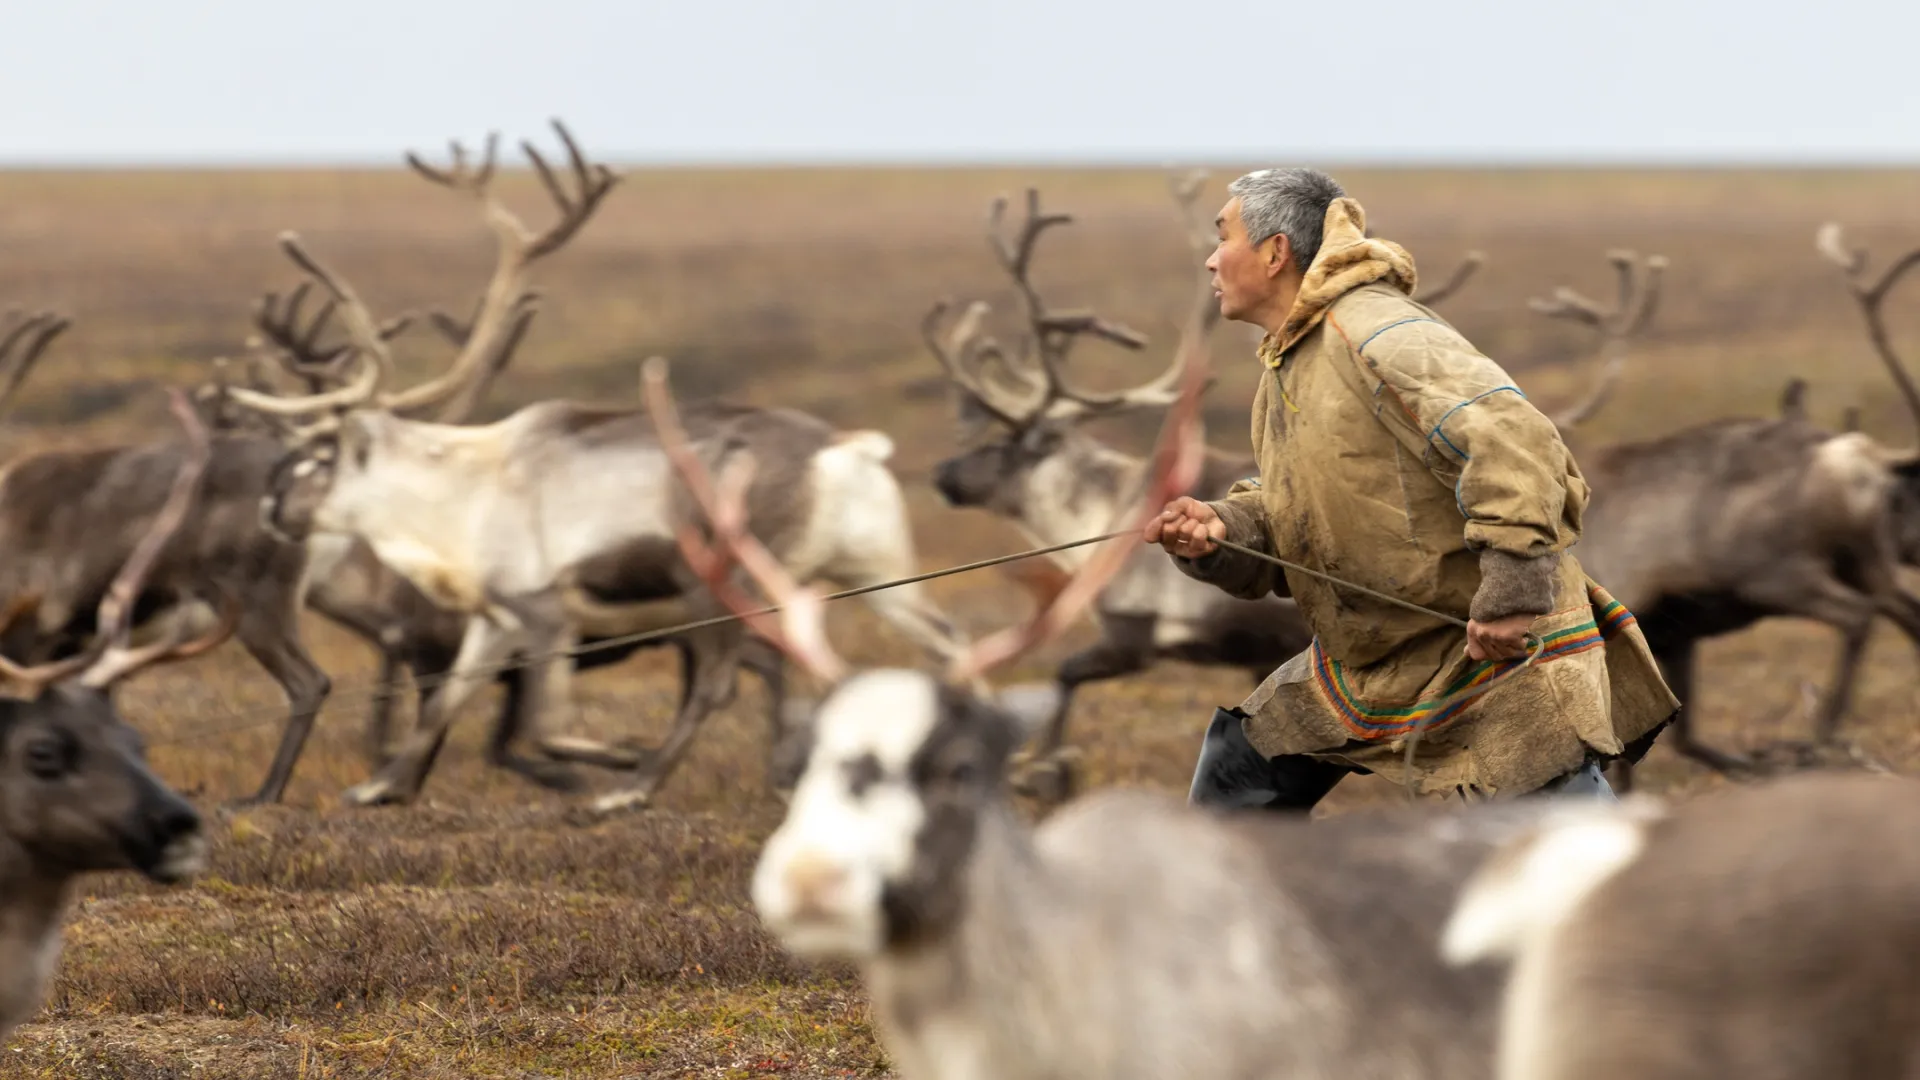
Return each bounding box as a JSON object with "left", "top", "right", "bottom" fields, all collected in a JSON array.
[{"left": 1186, "top": 706, "right": 1616, "bottom": 812}]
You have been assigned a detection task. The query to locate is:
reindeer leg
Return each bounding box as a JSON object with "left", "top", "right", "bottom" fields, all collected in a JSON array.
[
  {"left": 737, "top": 634, "right": 805, "bottom": 791},
  {"left": 1737, "top": 561, "right": 1884, "bottom": 759},
  {"left": 486, "top": 664, "right": 587, "bottom": 791},
  {"left": 364, "top": 646, "right": 407, "bottom": 767},
  {"left": 501, "top": 587, "right": 643, "bottom": 770},
  {"left": 1006, "top": 621, "right": 1154, "bottom": 808},
  {"left": 1811, "top": 621, "right": 1874, "bottom": 745},
  {"left": 591, "top": 622, "right": 744, "bottom": 816},
  {"left": 230, "top": 594, "right": 334, "bottom": 808},
  {"left": 341, "top": 614, "right": 516, "bottom": 807},
  {"left": 1655, "top": 637, "right": 1755, "bottom": 774},
  {"left": 1037, "top": 620, "right": 1155, "bottom": 753}
]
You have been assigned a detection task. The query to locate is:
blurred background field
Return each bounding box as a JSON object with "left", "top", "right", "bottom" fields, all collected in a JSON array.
[{"left": 2, "top": 162, "right": 1919, "bottom": 1077}]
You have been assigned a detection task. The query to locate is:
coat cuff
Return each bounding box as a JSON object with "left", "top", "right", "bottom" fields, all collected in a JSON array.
[{"left": 1469, "top": 549, "right": 1560, "bottom": 622}]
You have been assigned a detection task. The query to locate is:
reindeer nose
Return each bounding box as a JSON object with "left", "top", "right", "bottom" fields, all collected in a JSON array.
[
  {"left": 150, "top": 795, "right": 201, "bottom": 843},
  {"left": 931, "top": 460, "right": 966, "bottom": 505},
  {"left": 782, "top": 851, "right": 850, "bottom": 916}
]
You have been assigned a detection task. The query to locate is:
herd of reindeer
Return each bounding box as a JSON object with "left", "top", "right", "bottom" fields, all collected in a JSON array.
[{"left": 3, "top": 119, "right": 1920, "bottom": 1077}]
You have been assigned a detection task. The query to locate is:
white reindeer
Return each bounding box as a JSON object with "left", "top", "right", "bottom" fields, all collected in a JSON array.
[{"left": 219, "top": 128, "right": 974, "bottom": 814}]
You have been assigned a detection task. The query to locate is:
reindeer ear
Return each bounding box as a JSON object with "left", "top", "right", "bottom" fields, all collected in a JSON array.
[{"left": 953, "top": 390, "right": 998, "bottom": 440}]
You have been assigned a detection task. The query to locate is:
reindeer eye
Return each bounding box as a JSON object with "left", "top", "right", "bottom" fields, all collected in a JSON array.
[{"left": 24, "top": 737, "right": 68, "bottom": 780}]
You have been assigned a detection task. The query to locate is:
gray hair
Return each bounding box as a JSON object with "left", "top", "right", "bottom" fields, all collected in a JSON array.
[{"left": 1227, "top": 168, "right": 1347, "bottom": 273}]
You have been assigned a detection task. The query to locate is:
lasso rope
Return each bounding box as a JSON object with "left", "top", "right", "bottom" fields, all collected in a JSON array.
[{"left": 154, "top": 526, "right": 1546, "bottom": 793}]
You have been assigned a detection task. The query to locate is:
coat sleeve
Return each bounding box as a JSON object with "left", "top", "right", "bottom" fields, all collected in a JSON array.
[
  {"left": 1170, "top": 480, "right": 1288, "bottom": 601},
  {"left": 1357, "top": 319, "right": 1588, "bottom": 621}
]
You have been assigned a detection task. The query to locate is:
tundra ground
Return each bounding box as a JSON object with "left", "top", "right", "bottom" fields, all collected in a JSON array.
[{"left": 1, "top": 164, "right": 1917, "bottom": 1078}]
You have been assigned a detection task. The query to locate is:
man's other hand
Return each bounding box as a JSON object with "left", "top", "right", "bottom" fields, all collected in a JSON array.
[
  {"left": 1145, "top": 497, "right": 1227, "bottom": 558},
  {"left": 1466, "top": 612, "right": 1537, "bottom": 662}
]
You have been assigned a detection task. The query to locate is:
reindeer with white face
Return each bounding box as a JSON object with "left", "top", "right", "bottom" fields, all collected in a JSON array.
[
  {"left": 223, "top": 130, "right": 974, "bottom": 813},
  {"left": 647, "top": 321, "right": 1584, "bottom": 1080},
  {"left": 1534, "top": 245, "right": 1920, "bottom": 784},
  {"left": 0, "top": 390, "right": 230, "bottom": 1043}
]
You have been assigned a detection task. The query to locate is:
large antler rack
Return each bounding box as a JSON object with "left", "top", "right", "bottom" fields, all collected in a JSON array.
[
  {"left": 221, "top": 118, "right": 617, "bottom": 435},
  {"left": 923, "top": 184, "right": 1207, "bottom": 432},
  {"left": 0, "top": 390, "right": 237, "bottom": 697},
  {"left": 1818, "top": 221, "right": 1920, "bottom": 437},
  {"left": 1531, "top": 248, "right": 1668, "bottom": 429}
]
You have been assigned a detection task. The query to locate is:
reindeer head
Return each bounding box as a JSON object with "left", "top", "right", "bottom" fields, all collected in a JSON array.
[
  {"left": 640, "top": 269, "right": 1211, "bottom": 959},
  {"left": 0, "top": 390, "right": 235, "bottom": 885},
  {"left": 926, "top": 186, "right": 1217, "bottom": 525},
  {"left": 218, "top": 120, "right": 616, "bottom": 538},
  {"left": 0, "top": 686, "right": 205, "bottom": 884}
]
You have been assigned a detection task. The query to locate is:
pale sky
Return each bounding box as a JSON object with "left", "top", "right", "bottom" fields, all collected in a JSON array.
[{"left": 2, "top": 0, "right": 1917, "bottom": 165}]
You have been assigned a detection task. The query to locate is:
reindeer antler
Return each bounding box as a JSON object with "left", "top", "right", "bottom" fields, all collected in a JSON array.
[
  {"left": 0, "top": 310, "right": 71, "bottom": 420},
  {"left": 223, "top": 118, "right": 616, "bottom": 429},
  {"left": 1168, "top": 169, "right": 1216, "bottom": 257},
  {"left": 1818, "top": 222, "right": 1920, "bottom": 437},
  {"left": 248, "top": 280, "right": 414, "bottom": 394},
  {"left": 1414, "top": 251, "right": 1485, "bottom": 307},
  {"left": 641, "top": 357, "right": 849, "bottom": 686},
  {"left": 1532, "top": 248, "right": 1668, "bottom": 429},
  {"left": 0, "top": 389, "right": 237, "bottom": 696},
  {"left": 925, "top": 185, "right": 1211, "bottom": 431}
]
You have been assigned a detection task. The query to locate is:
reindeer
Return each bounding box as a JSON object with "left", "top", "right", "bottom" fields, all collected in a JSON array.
[
  {"left": 645, "top": 324, "right": 1574, "bottom": 1080},
  {"left": 0, "top": 390, "right": 231, "bottom": 1043},
  {"left": 925, "top": 182, "right": 1488, "bottom": 801},
  {"left": 202, "top": 124, "right": 793, "bottom": 793},
  {"left": 221, "top": 148, "right": 975, "bottom": 815},
  {"left": 923, "top": 183, "right": 1308, "bottom": 802},
  {"left": 1533, "top": 247, "right": 1920, "bottom": 785},
  {"left": 0, "top": 315, "right": 332, "bottom": 808},
  {"left": 1441, "top": 769, "right": 1920, "bottom": 1080}
]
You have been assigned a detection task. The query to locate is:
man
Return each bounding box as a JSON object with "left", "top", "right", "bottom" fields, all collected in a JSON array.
[{"left": 1144, "top": 167, "right": 1678, "bottom": 811}]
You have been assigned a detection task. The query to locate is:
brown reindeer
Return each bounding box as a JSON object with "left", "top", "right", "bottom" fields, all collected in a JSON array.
[
  {"left": 0, "top": 389, "right": 234, "bottom": 1043},
  {"left": 1534, "top": 247, "right": 1920, "bottom": 786},
  {"left": 0, "top": 317, "right": 328, "bottom": 808},
  {"left": 1442, "top": 769, "right": 1920, "bottom": 1080}
]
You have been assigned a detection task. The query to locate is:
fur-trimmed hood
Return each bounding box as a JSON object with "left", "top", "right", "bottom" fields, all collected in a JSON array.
[{"left": 1257, "top": 197, "right": 1418, "bottom": 367}]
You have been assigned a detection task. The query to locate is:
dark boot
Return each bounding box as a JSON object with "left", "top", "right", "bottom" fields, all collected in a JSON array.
[{"left": 1187, "top": 707, "right": 1352, "bottom": 813}]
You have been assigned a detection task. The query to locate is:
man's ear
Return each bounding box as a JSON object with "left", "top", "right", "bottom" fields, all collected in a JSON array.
[{"left": 1263, "top": 233, "right": 1293, "bottom": 279}]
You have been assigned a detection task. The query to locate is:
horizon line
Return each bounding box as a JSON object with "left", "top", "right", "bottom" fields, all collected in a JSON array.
[{"left": 0, "top": 149, "right": 1919, "bottom": 171}]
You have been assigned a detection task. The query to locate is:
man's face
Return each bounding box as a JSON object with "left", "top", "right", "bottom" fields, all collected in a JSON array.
[{"left": 1206, "top": 196, "right": 1286, "bottom": 323}]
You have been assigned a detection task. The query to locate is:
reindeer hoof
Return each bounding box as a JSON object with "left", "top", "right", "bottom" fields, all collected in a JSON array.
[
  {"left": 587, "top": 788, "right": 655, "bottom": 818},
  {"left": 538, "top": 735, "right": 643, "bottom": 770},
  {"left": 1010, "top": 747, "right": 1085, "bottom": 808},
  {"left": 341, "top": 778, "right": 412, "bottom": 808},
  {"left": 498, "top": 755, "right": 587, "bottom": 793}
]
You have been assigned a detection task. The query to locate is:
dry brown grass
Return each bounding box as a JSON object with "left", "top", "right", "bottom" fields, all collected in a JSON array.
[{"left": 3, "top": 162, "right": 1920, "bottom": 1077}]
